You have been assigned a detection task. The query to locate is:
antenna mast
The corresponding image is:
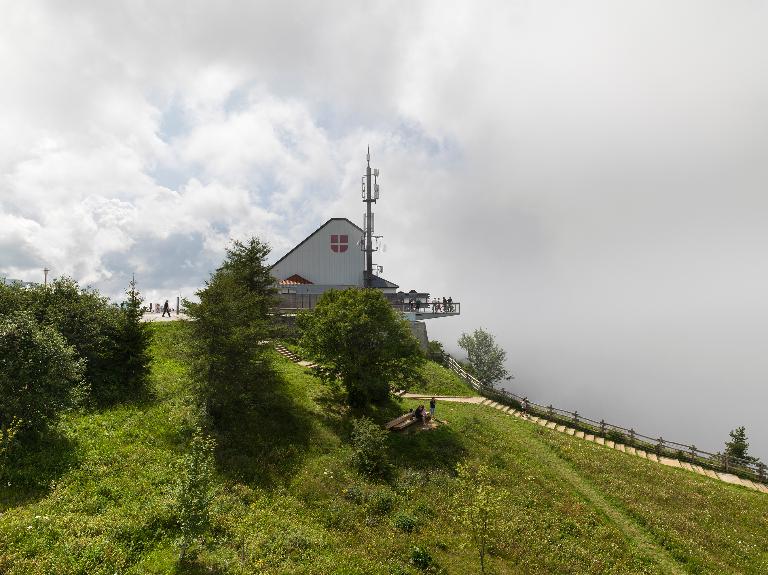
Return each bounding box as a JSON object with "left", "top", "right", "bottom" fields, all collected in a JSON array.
[{"left": 362, "top": 147, "right": 381, "bottom": 288}]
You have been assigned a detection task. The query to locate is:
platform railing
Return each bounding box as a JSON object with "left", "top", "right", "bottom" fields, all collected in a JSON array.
[
  {"left": 392, "top": 301, "right": 460, "bottom": 314},
  {"left": 445, "top": 356, "right": 767, "bottom": 485}
]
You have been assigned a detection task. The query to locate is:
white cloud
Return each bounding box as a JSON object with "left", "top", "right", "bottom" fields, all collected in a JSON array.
[{"left": 1, "top": 1, "right": 767, "bottom": 457}]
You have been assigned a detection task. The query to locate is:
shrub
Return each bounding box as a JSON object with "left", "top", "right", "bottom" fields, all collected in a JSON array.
[
  {"left": 350, "top": 417, "right": 389, "bottom": 477},
  {"left": 410, "top": 546, "right": 433, "bottom": 570},
  {"left": 343, "top": 484, "right": 365, "bottom": 504},
  {"left": 606, "top": 430, "right": 626, "bottom": 444},
  {"left": 0, "top": 416, "right": 23, "bottom": 479},
  {"left": 0, "top": 312, "right": 85, "bottom": 436},
  {"left": 393, "top": 512, "right": 418, "bottom": 533},
  {"left": 0, "top": 278, "right": 151, "bottom": 405},
  {"left": 176, "top": 430, "right": 216, "bottom": 561},
  {"left": 426, "top": 340, "right": 447, "bottom": 366},
  {"left": 367, "top": 488, "right": 395, "bottom": 516}
]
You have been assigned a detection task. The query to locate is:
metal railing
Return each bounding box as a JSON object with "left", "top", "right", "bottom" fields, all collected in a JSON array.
[
  {"left": 392, "top": 301, "right": 460, "bottom": 314},
  {"left": 445, "top": 356, "right": 767, "bottom": 485}
]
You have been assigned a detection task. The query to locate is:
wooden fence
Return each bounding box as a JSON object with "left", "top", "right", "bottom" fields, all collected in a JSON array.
[{"left": 445, "top": 356, "right": 767, "bottom": 485}]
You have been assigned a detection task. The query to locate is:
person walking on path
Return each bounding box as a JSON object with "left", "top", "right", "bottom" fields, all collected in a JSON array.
[
  {"left": 429, "top": 397, "right": 436, "bottom": 419},
  {"left": 162, "top": 299, "right": 171, "bottom": 317}
]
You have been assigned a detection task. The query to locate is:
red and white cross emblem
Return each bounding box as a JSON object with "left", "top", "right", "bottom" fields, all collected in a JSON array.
[{"left": 330, "top": 234, "right": 348, "bottom": 253}]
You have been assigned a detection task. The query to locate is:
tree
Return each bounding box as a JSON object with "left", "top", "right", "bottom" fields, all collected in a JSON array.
[
  {"left": 426, "top": 340, "right": 447, "bottom": 366},
  {"left": 0, "top": 312, "right": 85, "bottom": 436},
  {"left": 114, "top": 276, "right": 151, "bottom": 397},
  {"left": 454, "top": 463, "right": 508, "bottom": 574},
  {"left": 298, "top": 288, "right": 423, "bottom": 407},
  {"left": 725, "top": 426, "right": 758, "bottom": 463},
  {"left": 0, "top": 277, "right": 152, "bottom": 405},
  {"left": 185, "top": 237, "right": 278, "bottom": 422},
  {"left": 458, "top": 328, "right": 511, "bottom": 386}
]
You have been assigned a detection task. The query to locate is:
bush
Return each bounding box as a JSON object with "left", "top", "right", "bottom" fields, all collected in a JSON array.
[
  {"left": 426, "top": 340, "right": 447, "bottom": 366},
  {"left": 343, "top": 484, "right": 365, "bottom": 504},
  {"left": 0, "top": 312, "right": 85, "bottom": 435},
  {"left": 606, "top": 430, "right": 626, "bottom": 444},
  {"left": 0, "top": 278, "right": 151, "bottom": 405},
  {"left": 393, "top": 512, "right": 418, "bottom": 533},
  {"left": 410, "top": 546, "right": 433, "bottom": 570},
  {"left": 350, "top": 417, "right": 390, "bottom": 477},
  {"left": 367, "top": 488, "right": 395, "bottom": 516},
  {"left": 176, "top": 430, "right": 216, "bottom": 561}
]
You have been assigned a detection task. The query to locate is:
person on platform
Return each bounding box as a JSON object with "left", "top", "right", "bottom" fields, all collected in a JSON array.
[{"left": 162, "top": 299, "right": 171, "bottom": 318}]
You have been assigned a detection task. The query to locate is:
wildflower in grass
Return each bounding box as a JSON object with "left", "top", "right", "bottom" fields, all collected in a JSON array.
[
  {"left": 175, "top": 429, "right": 216, "bottom": 562},
  {"left": 454, "top": 463, "right": 508, "bottom": 574}
]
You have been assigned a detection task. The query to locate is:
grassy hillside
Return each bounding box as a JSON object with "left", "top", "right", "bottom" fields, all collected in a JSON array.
[
  {"left": 410, "top": 360, "right": 475, "bottom": 397},
  {"left": 1, "top": 322, "right": 766, "bottom": 574}
]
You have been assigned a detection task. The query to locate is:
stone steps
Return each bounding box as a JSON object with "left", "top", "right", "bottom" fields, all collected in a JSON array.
[{"left": 473, "top": 397, "right": 767, "bottom": 494}]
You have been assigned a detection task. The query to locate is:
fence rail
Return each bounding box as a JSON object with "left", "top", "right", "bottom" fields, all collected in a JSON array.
[
  {"left": 445, "top": 356, "right": 767, "bottom": 485},
  {"left": 391, "top": 301, "right": 460, "bottom": 314}
]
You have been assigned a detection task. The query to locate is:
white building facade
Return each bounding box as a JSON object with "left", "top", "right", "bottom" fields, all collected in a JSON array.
[{"left": 271, "top": 218, "right": 398, "bottom": 310}]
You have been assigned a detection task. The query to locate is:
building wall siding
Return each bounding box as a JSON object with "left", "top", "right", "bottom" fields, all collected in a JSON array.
[{"left": 271, "top": 219, "right": 364, "bottom": 286}]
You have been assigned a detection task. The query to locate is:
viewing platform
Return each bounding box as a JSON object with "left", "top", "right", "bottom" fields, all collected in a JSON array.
[
  {"left": 392, "top": 301, "right": 460, "bottom": 320},
  {"left": 273, "top": 296, "right": 460, "bottom": 320}
]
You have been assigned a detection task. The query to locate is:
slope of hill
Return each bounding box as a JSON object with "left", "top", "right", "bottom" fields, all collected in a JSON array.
[{"left": 1, "top": 322, "right": 765, "bottom": 574}]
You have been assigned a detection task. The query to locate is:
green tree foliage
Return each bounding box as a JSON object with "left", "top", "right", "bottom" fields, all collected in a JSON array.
[
  {"left": 0, "top": 312, "right": 85, "bottom": 436},
  {"left": 115, "top": 277, "right": 151, "bottom": 395},
  {"left": 454, "top": 463, "right": 508, "bottom": 574},
  {"left": 298, "top": 288, "right": 423, "bottom": 407},
  {"left": 426, "top": 340, "right": 447, "bottom": 366},
  {"left": 350, "top": 416, "right": 390, "bottom": 477},
  {"left": 725, "top": 426, "right": 758, "bottom": 463},
  {"left": 0, "top": 277, "right": 151, "bottom": 404},
  {"left": 458, "top": 328, "right": 511, "bottom": 387},
  {"left": 185, "top": 237, "right": 277, "bottom": 422},
  {"left": 176, "top": 430, "right": 216, "bottom": 562},
  {"left": 0, "top": 416, "right": 22, "bottom": 480}
]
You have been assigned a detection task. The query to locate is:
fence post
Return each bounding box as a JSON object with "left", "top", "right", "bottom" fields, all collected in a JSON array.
[
  {"left": 689, "top": 445, "right": 696, "bottom": 464},
  {"left": 599, "top": 419, "right": 606, "bottom": 436},
  {"left": 573, "top": 411, "right": 579, "bottom": 425},
  {"left": 656, "top": 437, "right": 664, "bottom": 456},
  {"left": 629, "top": 429, "right": 635, "bottom": 446}
]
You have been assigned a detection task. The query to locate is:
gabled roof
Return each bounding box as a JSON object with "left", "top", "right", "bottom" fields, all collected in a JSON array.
[
  {"left": 280, "top": 274, "right": 313, "bottom": 285},
  {"left": 270, "top": 218, "right": 364, "bottom": 269},
  {"left": 369, "top": 275, "right": 399, "bottom": 289}
]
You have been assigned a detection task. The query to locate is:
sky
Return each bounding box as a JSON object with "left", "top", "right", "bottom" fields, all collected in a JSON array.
[{"left": 1, "top": 1, "right": 766, "bottom": 459}]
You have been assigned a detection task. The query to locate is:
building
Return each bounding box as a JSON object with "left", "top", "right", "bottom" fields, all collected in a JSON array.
[
  {"left": 269, "top": 217, "right": 460, "bottom": 325},
  {"left": 269, "top": 150, "right": 460, "bottom": 349},
  {"left": 0, "top": 276, "right": 38, "bottom": 289},
  {"left": 271, "top": 218, "right": 399, "bottom": 310}
]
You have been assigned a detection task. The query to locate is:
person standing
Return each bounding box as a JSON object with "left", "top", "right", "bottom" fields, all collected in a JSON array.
[
  {"left": 162, "top": 299, "right": 171, "bottom": 318},
  {"left": 429, "top": 397, "right": 436, "bottom": 419}
]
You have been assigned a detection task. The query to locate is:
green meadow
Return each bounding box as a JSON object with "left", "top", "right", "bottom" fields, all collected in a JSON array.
[{"left": 1, "top": 322, "right": 766, "bottom": 574}]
